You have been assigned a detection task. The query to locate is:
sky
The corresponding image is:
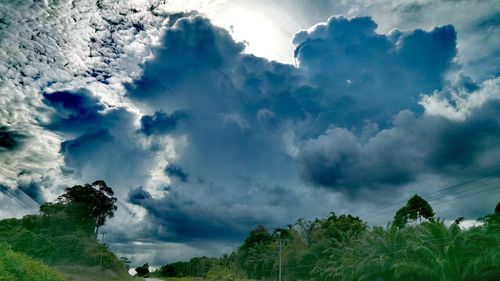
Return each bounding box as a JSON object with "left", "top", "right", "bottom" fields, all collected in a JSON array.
[{"left": 0, "top": 0, "right": 499, "bottom": 266}]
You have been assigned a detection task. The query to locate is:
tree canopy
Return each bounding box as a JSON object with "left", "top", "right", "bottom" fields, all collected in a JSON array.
[
  {"left": 393, "top": 194, "right": 435, "bottom": 228},
  {"left": 151, "top": 196, "right": 499, "bottom": 281},
  {"left": 135, "top": 263, "right": 150, "bottom": 277},
  {"left": 0, "top": 180, "right": 125, "bottom": 272},
  {"left": 40, "top": 180, "right": 117, "bottom": 235}
]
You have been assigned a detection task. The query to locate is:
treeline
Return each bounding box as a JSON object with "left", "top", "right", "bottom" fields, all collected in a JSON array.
[
  {"left": 0, "top": 181, "right": 126, "bottom": 272},
  {"left": 153, "top": 195, "right": 500, "bottom": 281},
  {"left": 152, "top": 256, "right": 217, "bottom": 278}
]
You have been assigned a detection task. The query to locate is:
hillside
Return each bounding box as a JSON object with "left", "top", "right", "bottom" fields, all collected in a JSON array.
[
  {"left": 0, "top": 181, "right": 132, "bottom": 281},
  {"left": 0, "top": 244, "right": 65, "bottom": 281}
]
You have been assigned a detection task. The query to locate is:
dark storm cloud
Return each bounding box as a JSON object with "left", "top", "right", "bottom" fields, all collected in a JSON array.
[
  {"left": 29, "top": 12, "right": 498, "bottom": 257},
  {"left": 43, "top": 88, "right": 153, "bottom": 193},
  {"left": 42, "top": 90, "right": 96, "bottom": 132},
  {"left": 473, "top": 12, "right": 500, "bottom": 30},
  {"left": 17, "top": 181, "right": 45, "bottom": 204},
  {"left": 127, "top": 187, "right": 277, "bottom": 242},
  {"left": 125, "top": 16, "right": 317, "bottom": 203},
  {"left": 164, "top": 163, "right": 189, "bottom": 183},
  {"left": 43, "top": 89, "right": 132, "bottom": 136},
  {"left": 297, "top": 83, "right": 500, "bottom": 191},
  {"left": 128, "top": 186, "right": 152, "bottom": 203},
  {"left": 111, "top": 15, "right": 500, "bottom": 248},
  {"left": 293, "top": 16, "right": 457, "bottom": 124},
  {"left": 43, "top": 89, "right": 103, "bottom": 117},
  {"left": 60, "top": 129, "right": 114, "bottom": 170},
  {"left": 126, "top": 15, "right": 246, "bottom": 101},
  {"left": 424, "top": 101, "right": 500, "bottom": 173},
  {"left": 124, "top": 14, "right": 464, "bottom": 197},
  {"left": 139, "top": 110, "right": 189, "bottom": 136},
  {"left": 0, "top": 126, "right": 26, "bottom": 152}
]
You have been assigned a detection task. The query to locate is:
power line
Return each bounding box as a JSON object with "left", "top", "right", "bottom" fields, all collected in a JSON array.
[
  {"left": 361, "top": 175, "right": 500, "bottom": 221},
  {"left": 428, "top": 184, "right": 499, "bottom": 208},
  {"left": 360, "top": 172, "right": 500, "bottom": 218},
  {"left": 0, "top": 186, "right": 38, "bottom": 213}
]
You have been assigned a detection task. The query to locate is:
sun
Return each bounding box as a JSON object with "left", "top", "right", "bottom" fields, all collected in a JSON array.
[{"left": 209, "top": 5, "right": 294, "bottom": 64}]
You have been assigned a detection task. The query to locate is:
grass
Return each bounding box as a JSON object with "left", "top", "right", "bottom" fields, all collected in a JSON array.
[
  {"left": 0, "top": 244, "right": 65, "bottom": 281},
  {"left": 56, "top": 265, "right": 135, "bottom": 281},
  {"left": 148, "top": 277, "right": 257, "bottom": 281},
  {"left": 147, "top": 277, "right": 198, "bottom": 281}
]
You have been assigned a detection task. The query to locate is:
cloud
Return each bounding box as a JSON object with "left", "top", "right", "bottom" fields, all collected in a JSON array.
[
  {"left": 122, "top": 15, "right": 499, "bottom": 252},
  {"left": 17, "top": 181, "right": 45, "bottom": 204},
  {"left": 0, "top": 0, "right": 188, "bottom": 207},
  {"left": 42, "top": 88, "right": 155, "bottom": 197},
  {"left": 1, "top": 0, "right": 499, "bottom": 266},
  {"left": 164, "top": 164, "right": 189, "bottom": 183},
  {"left": 43, "top": 89, "right": 106, "bottom": 134},
  {"left": 293, "top": 16, "right": 456, "bottom": 124},
  {"left": 126, "top": 187, "right": 280, "bottom": 243},
  {"left": 139, "top": 110, "right": 189, "bottom": 136},
  {"left": 0, "top": 126, "right": 27, "bottom": 152},
  {"left": 126, "top": 15, "right": 246, "bottom": 103},
  {"left": 296, "top": 78, "right": 500, "bottom": 192}
]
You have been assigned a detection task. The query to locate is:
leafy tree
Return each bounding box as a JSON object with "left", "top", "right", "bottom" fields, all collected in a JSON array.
[
  {"left": 151, "top": 195, "right": 499, "bottom": 281},
  {"left": 241, "top": 225, "right": 272, "bottom": 249},
  {"left": 41, "top": 180, "right": 117, "bottom": 235},
  {"left": 454, "top": 216, "right": 465, "bottom": 225},
  {"left": 120, "top": 257, "right": 131, "bottom": 269},
  {"left": 136, "top": 262, "right": 150, "bottom": 277},
  {"left": 481, "top": 201, "right": 500, "bottom": 225},
  {"left": 0, "top": 181, "right": 125, "bottom": 273},
  {"left": 393, "top": 194, "right": 435, "bottom": 228}
]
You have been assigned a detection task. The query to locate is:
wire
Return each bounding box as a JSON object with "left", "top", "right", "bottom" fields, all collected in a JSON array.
[
  {"left": 0, "top": 186, "right": 38, "bottom": 213},
  {"left": 359, "top": 174, "right": 495, "bottom": 218},
  {"left": 361, "top": 176, "right": 500, "bottom": 221}
]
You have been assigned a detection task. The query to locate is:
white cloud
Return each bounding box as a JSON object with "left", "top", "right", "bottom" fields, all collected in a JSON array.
[{"left": 421, "top": 76, "right": 500, "bottom": 121}]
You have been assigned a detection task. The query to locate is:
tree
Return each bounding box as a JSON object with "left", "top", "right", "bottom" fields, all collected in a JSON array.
[
  {"left": 481, "top": 201, "right": 500, "bottom": 225},
  {"left": 454, "top": 217, "right": 465, "bottom": 225},
  {"left": 393, "top": 194, "right": 435, "bottom": 228},
  {"left": 50, "top": 180, "right": 117, "bottom": 235},
  {"left": 136, "top": 263, "right": 150, "bottom": 277},
  {"left": 120, "top": 257, "right": 131, "bottom": 270},
  {"left": 241, "top": 225, "right": 272, "bottom": 249}
]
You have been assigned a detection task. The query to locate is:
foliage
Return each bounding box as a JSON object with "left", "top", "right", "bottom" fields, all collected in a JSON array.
[
  {"left": 120, "top": 256, "right": 131, "bottom": 269},
  {"left": 156, "top": 198, "right": 499, "bottom": 281},
  {"left": 135, "top": 263, "right": 150, "bottom": 277},
  {"left": 0, "top": 243, "right": 65, "bottom": 281},
  {"left": 157, "top": 256, "right": 218, "bottom": 278},
  {"left": 0, "top": 181, "right": 125, "bottom": 272},
  {"left": 393, "top": 194, "right": 435, "bottom": 228},
  {"left": 43, "top": 180, "right": 117, "bottom": 235}
]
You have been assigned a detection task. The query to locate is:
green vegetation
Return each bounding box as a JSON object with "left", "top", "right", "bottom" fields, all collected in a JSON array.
[
  {"left": 393, "top": 194, "right": 435, "bottom": 228},
  {"left": 0, "top": 243, "right": 65, "bottom": 281},
  {"left": 135, "top": 262, "right": 150, "bottom": 277},
  {"left": 153, "top": 195, "right": 500, "bottom": 281},
  {"left": 0, "top": 181, "right": 129, "bottom": 280},
  {"left": 154, "top": 257, "right": 217, "bottom": 278}
]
